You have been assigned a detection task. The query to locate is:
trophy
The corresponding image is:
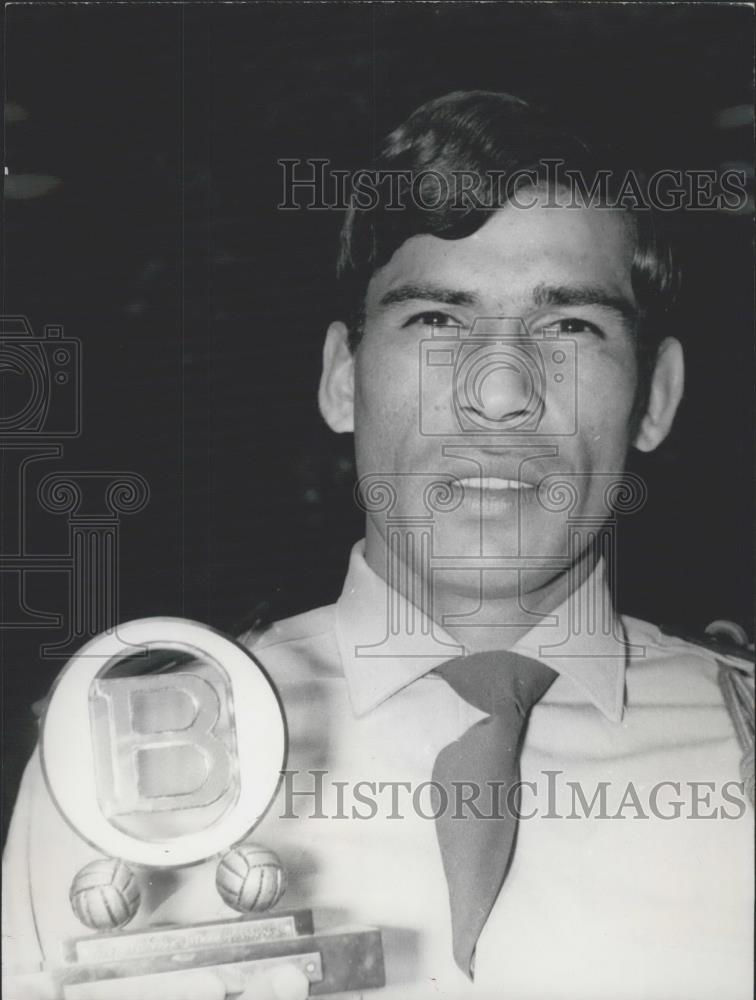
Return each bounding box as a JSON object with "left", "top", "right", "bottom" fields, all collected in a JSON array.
[{"left": 40, "top": 618, "right": 385, "bottom": 998}]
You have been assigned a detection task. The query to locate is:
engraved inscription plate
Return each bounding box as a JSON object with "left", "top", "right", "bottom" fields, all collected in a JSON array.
[{"left": 71, "top": 913, "right": 302, "bottom": 964}]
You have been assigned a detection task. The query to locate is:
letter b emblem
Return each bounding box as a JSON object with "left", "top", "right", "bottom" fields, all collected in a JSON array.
[{"left": 90, "top": 669, "right": 237, "bottom": 837}]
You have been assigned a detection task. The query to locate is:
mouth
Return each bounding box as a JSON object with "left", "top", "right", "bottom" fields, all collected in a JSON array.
[{"left": 453, "top": 476, "right": 536, "bottom": 492}]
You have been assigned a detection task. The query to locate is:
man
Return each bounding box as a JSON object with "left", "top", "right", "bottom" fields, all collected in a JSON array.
[{"left": 4, "top": 91, "right": 753, "bottom": 999}]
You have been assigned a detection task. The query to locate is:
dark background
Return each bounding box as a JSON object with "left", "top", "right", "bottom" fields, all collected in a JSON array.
[{"left": 2, "top": 2, "right": 753, "bottom": 841}]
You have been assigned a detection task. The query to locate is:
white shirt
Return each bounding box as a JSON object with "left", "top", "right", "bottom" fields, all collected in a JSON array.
[{"left": 3, "top": 542, "right": 753, "bottom": 999}]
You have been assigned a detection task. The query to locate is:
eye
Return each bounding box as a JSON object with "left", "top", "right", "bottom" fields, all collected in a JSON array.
[
  {"left": 543, "top": 318, "right": 605, "bottom": 338},
  {"left": 402, "top": 310, "right": 460, "bottom": 329}
]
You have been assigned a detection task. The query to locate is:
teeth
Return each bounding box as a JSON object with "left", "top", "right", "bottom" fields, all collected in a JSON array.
[{"left": 455, "top": 477, "right": 535, "bottom": 491}]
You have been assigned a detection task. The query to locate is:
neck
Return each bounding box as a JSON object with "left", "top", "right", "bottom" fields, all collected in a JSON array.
[
  {"left": 364, "top": 524, "right": 598, "bottom": 655},
  {"left": 438, "top": 566, "right": 580, "bottom": 654}
]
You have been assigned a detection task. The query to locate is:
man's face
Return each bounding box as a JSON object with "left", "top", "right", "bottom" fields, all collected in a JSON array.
[{"left": 322, "top": 198, "right": 680, "bottom": 599}]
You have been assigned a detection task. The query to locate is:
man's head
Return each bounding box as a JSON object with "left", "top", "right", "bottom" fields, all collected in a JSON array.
[
  {"left": 319, "top": 91, "right": 684, "bottom": 603},
  {"left": 335, "top": 92, "right": 678, "bottom": 383}
]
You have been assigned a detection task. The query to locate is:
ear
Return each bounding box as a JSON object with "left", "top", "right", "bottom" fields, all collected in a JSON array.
[
  {"left": 318, "top": 321, "right": 355, "bottom": 433},
  {"left": 633, "top": 337, "right": 685, "bottom": 452}
]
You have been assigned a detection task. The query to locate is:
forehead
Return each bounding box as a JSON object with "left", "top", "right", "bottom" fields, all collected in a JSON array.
[{"left": 366, "top": 201, "right": 636, "bottom": 311}]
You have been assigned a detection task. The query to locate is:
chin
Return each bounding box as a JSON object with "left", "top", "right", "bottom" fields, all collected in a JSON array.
[{"left": 434, "top": 511, "right": 570, "bottom": 560}]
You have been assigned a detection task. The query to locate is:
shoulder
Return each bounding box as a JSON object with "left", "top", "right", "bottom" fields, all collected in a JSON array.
[
  {"left": 623, "top": 614, "right": 753, "bottom": 670},
  {"left": 621, "top": 613, "right": 753, "bottom": 703},
  {"left": 236, "top": 602, "right": 343, "bottom": 686}
]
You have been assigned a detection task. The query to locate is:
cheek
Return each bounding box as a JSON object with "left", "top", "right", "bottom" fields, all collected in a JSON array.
[
  {"left": 353, "top": 341, "right": 420, "bottom": 466},
  {"left": 577, "top": 349, "right": 638, "bottom": 455},
  {"left": 356, "top": 339, "right": 419, "bottom": 421}
]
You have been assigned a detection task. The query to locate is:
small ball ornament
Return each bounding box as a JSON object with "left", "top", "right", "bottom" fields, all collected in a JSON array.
[
  {"left": 216, "top": 843, "right": 286, "bottom": 913},
  {"left": 69, "top": 858, "right": 141, "bottom": 930}
]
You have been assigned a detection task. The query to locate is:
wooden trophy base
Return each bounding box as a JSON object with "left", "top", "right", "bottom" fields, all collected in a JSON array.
[{"left": 53, "top": 909, "right": 385, "bottom": 998}]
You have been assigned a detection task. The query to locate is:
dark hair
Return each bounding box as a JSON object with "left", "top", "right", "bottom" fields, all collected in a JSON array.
[{"left": 336, "top": 90, "right": 680, "bottom": 412}]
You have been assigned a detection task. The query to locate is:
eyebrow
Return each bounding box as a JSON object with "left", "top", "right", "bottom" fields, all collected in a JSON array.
[
  {"left": 376, "top": 280, "right": 638, "bottom": 324},
  {"left": 531, "top": 283, "right": 638, "bottom": 324},
  {"left": 377, "top": 282, "right": 479, "bottom": 309}
]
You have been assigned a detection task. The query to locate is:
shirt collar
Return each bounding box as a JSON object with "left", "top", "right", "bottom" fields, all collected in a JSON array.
[{"left": 335, "top": 540, "right": 627, "bottom": 723}]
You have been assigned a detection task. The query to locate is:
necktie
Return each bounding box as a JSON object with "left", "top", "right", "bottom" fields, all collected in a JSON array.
[{"left": 432, "top": 650, "right": 557, "bottom": 977}]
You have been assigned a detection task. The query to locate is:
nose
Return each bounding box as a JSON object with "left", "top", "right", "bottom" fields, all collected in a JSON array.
[{"left": 465, "top": 356, "right": 542, "bottom": 424}]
